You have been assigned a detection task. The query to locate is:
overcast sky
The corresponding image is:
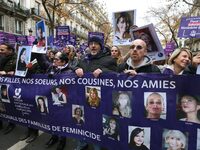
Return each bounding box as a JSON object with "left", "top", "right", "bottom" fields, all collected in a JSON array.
[{"left": 100, "top": 0, "right": 165, "bottom": 26}]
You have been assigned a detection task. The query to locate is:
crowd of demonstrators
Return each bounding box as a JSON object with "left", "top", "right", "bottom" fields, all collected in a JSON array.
[{"left": 1, "top": 30, "right": 200, "bottom": 150}]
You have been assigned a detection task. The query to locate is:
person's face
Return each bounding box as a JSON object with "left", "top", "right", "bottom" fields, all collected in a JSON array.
[
  {"left": 173, "top": 51, "right": 191, "bottom": 69},
  {"left": 75, "top": 108, "right": 81, "bottom": 116},
  {"left": 111, "top": 47, "right": 120, "bottom": 58},
  {"left": 146, "top": 94, "right": 163, "bottom": 117},
  {"left": 117, "top": 17, "right": 127, "bottom": 33},
  {"left": 130, "top": 40, "right": 147, "bottom": 63},
  {"left": 20, "top": 50, "right": 26, "bottom": 62},
  {"left": 0, "top": 45, "right": 12, "bottom": 56},
  {"left": 55, "top": 88, "right": 61, "bottom": 93},
  {"left": 118, "top": 93, "right": 129, "bottom": 108},
  {"left": 134, "top": 131, "right": 144, "bottom": 146},
  {"left": 49, "top": 52, "right": 55, "bottom": 59},
  {"left": 53, "top": 53, "right": 65, "bottom": 67},
  {"left": 2, "top": 89, "right": 7, "bottom": 96},
  {"left": 109, "top": 119, "right": 116, "bottom": 130},
  {"left": 167, "top": 136, "right": 183, "bottom": 150},
  {"left": 140, "top": 34, "right": 150, "bottom": 45},
  {"left": 63, "top": 46, "right": 70, "bottom": 54},
  {"left": 89, "top": 42, "right": 101, "bottom": 55},
  {"left": 37, "top": 28, "right": 43, "bottom": 38},
  {"left": 90, "top": 90, "right": 97, "bottom": 99},
  {"left": 38, "top": 98, "right": 44, "bottom": 106},
  {"left": 181, "top": 96, "right": 198, "bottom": 113}
]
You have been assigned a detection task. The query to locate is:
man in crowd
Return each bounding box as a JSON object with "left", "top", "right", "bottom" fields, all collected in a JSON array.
[
  {"left": 75, "top": 36, "right": 117, "bottom": 150},
  {"left": 118, "top": 39, "right": 160, "bottom": 75},
  {"left": 0, "top": 43, "right": 16, "bottom": 134}
]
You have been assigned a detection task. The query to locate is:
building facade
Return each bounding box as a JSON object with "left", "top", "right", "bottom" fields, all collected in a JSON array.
[{"left": 0, "top": 0, "right": 111, "bottom": 44}]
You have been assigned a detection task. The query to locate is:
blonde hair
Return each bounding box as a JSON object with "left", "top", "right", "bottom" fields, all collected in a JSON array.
[
  {"left": 88, "top": 88, "right": 100, "bottom": 107},
  {"left": 165, "top": 130, "right": 186, "bottom": 148},
  {"left": 168, "top": 47, "right": 192, "bottom": 65}
]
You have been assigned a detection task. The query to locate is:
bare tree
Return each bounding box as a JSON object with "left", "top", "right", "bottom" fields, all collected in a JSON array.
[
  {"left": 41, "top": 0, "right": 93, "bottom": 35},
  {"left": 146, "top": 1, "right": 191, "bottom": 47}
]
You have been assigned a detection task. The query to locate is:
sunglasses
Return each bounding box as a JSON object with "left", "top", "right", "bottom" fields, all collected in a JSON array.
[{"left": 130, "top": 45, "right": 143, "bottom": 50}]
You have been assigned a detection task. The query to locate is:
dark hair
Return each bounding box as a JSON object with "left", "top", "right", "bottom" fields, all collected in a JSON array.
[
  {"left": 74, "top": 107, "right": 83, "bottom": 117},
  {"left": 59, "top": 53, "right": 69, "bottom": 63},
  {"left": 0, "top": 43, "right": 15, "bottom": 53},
  {"left": 116, "top": 12, "right": 131, "bottom": 32},
  {"left": 129, "top": 128, "right": 144, "bottom": 147},
  {"left": 37, "top": 96, "right": 48, "bottom": 113}
]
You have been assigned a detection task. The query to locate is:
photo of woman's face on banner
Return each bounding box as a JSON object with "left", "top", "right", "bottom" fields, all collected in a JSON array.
[
  {"left": 176, "top": 94, "right": 200, "bottom": 124},
  {"left": 128, "top": 126, "right": 150, "bottom": 150},
  {"left": 162, "top": 129, "right": 188, "bottom": 150},
  {"left": 113, "top": 10, "right": 136, "bottom": 46}
]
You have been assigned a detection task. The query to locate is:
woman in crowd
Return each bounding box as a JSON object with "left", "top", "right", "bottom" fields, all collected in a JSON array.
[
  {"left": 178, "top": 95, "right": 200, "bottom": 124},
  {"left": 129, "top": 127, "right": 149, "bottom": 150},
  {"left": 162, "top": 48, "right": 192, "bottom": 75},
  {"left": 72, "top": 107, "right": 84, "bottom": 125},
  {"left": 164, "top": 130, "right": 186, "bottom": 150},
  {"left": 37, "top": 96, "right": 48, "bottom": 113},
  {"left": 112, "top": 91, "right": 132, "bottom": 118},
  {"left": 111, "top": 46, "right": 123, "bottom": 64},
  {"left": 103, "top": 117, "right": 119, "bottom": 141},
  {"left": 86, "top": 87, "right": 101, "bottom": 108}
]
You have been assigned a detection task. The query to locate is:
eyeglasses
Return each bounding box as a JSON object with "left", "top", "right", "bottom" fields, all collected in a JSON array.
[{"left": 130, "top": 45, "right": 143, "bottom": 50}]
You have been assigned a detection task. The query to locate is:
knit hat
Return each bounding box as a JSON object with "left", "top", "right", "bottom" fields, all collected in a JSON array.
[{"left": 88, "top": 36, "right": 103, "bottom": 49}]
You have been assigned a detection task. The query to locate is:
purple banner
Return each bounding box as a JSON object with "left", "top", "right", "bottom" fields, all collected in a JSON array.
[
  {"left": 0, "top": 74, "right": 200, "bottom": 150},
  {"left": 56, "top": 26, "right": 70, "bottom": 41},
  {"left": 178, "top": 16, "right": 200, "bottom": 38},
  {"left": 164, "top": 42, "right": 176, "bottom": 55},
  {"left": 15, "top": 35, "right": 28, "bottom": 45},
  {"left": 27, "top": 36, "right": 35, "bottom": 46}
]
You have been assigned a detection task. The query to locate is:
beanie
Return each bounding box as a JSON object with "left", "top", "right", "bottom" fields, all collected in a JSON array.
[{"left": 88, "top": 36, "right": 103, "bottom": 49}]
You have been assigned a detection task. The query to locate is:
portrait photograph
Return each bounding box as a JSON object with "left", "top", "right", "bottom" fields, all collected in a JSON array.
[
  {"left": 144, "top": 92, "right": 167, "bottom": 120},
  {"left": 51, "top": 85, "right": 67, "bottom": 106},
  {"left": 113, "top": 10, "right": 136, "bottom": 46},
  {"left": 102, "top": 114, "right": 120, "bottom": 141},
  {"left": 176, "top": 94, "right": 200, "bottom": 124},
  {"left": 85, "top": 86, "right": 101, "bottom": 108},
  {"left": 128, "top": 126, "right": 150, "bottom": 150},
  {"left": 130, "top": 23, "right": 165, "bottom": 61},
  {"left": 112, "top": 91, "right": 132, "bottom": 118},
  {"left": 35, "top": 95, "right": 49, "bottom": 114},
  {"left": 32, "top": 20, "right": 47, "bottom": 54},
  {"left": 162, "top": 129, "right": 188, "bottom": 150},
  {"left": 15, "top": 46, "right": 32, "bottom": 77},
  {"left": 0, "top": 84, "right": 10, "bottom": 103},
  {"left": 72, "top": 104, "right": 84, "bottom": 125}
]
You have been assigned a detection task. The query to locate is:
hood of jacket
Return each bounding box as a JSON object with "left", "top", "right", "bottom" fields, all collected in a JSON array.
[{"left": 126, "top": 56, "right": 151, "bottom": 69}]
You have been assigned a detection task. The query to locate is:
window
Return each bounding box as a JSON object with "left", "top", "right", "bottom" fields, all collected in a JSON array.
[
  {"left": 0, "top": 15, "right": 4, "bottom": 30},
  {"left": 35, "top": 1, "right": 40, "bottom": 15},
  {"left": 15, "top": 19, "right": 22, "bottom": 34}
]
